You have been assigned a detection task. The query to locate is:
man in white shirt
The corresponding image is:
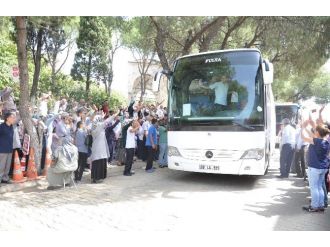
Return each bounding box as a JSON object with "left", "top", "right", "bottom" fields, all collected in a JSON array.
[
  {"left": 124, "top": 120, "right": 140, "bottom": 176},
  {"left": 137, "top": 120, "right": 145, "bottom": 160},
  {"left": 156, "top": 105, "right": 165, "bottom": 119},
  {"left": 293, "top": 123, "right": 308, "bottom": 178},
  {"left": 142, "top": 115, "right": 151, "bottom": 161},
  {"left": 208, "top": 76, "right": 229, "bottom": 110},
  {"left": 278, "top": 118, "right": 296, "bottom": 178},
  {"left": 202, "top": 75, "right": 229, "bottom": 111}
]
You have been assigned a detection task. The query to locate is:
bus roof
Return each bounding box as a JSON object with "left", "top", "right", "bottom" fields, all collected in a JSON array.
[{"left": 177, "top": 48, "right": 261, "bottom": 60}]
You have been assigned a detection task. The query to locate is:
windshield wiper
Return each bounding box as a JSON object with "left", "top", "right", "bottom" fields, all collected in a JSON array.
[{"left": 233, "top": 121, "right": 255, "bottom": 130}]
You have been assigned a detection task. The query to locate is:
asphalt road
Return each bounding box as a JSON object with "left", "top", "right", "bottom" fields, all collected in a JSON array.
[{"left": 0, "top": 151, "right": 329, "bottom": 231}]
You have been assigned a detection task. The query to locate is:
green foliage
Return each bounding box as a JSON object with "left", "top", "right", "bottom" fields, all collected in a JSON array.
[
  {"left": 311, "top": 72, "right": 330, "bottom": 104},
  {"left": 122, "top": 17, "right": 155, "bottom": 54},
  {"left": 273, "top": 71, "right": 330, "bottom": 103},
  {"left": 71, "top": 17, "right": 112, "bottom": 93},
  {"left": 38, "top": 65, "right": 126, "bottom": 109},
  {"left": 0, "top": 33, "right": 18, "bottom": 90},
  {"left": 2, "top": 16, "right": 330, "bottom": 107}
]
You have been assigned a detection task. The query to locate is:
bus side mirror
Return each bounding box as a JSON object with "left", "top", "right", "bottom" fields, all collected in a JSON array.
[
  {"left": 262, "top": 59, "right": 274, "bottom": 85},
  {"left": 152, "top": 72, "right": 162, "bottom": 92},
  {"left": 152, "top": 70, "right": 172, "bottom": 92}
]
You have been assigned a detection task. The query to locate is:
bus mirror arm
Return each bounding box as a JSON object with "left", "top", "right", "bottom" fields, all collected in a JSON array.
[
  {"left": 162, "top": 69, "right": 173, "bottom": 77},
  {"left": 152, "top": 70, "right": 173, "bottom": 92}
]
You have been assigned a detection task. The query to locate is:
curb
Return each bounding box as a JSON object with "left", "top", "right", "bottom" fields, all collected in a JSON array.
[
  {"left": 0, "top": 178, "right": 46, "bottom": 194},
  {"left": 0, "top": 160, "right": 146, "bottom": 194}
]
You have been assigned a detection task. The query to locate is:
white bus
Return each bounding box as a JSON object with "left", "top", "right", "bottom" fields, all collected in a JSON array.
[{"left": 154, "top": 48, "right": 276, "bottom": 175}]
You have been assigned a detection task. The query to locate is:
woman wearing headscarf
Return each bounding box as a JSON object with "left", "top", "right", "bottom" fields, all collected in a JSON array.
[
  {"left": 90, "top": 110, "right": 119, "bottom": 183},
  {"left": 47, "top": 112, "right": 77, "bottom": 190}
]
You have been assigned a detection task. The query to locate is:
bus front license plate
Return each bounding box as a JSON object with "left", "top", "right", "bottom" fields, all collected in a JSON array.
[{"left": 199, "top": 164, "right": 220, "bottom": 171}]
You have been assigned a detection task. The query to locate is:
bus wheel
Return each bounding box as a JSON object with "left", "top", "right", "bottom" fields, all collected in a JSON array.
[{"left": 264, "top": 154, "right": 270, "bottom": 175}]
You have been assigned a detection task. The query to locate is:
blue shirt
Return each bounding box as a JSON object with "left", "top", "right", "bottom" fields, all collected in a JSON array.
[
  {"left": 75, "top": 129, "right": 88, "bottom": 153},
  {"left": 146, "top": 124, "right": 158, "bottom": 146},
  {"left": 308, "top": 138, "right": 330, "bottom": 170},
  {"left": 0, "top": 123, "right": 14, "bottom": 153}
]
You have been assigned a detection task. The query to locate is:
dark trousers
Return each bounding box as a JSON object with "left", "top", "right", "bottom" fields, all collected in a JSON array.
[
  {"left": 294, "top": 145, "right": 306, "bottom": 178},
  {"left": 137, "top": 139, "right": 144, "bottom": 160},
  {"left": 280, "top": 143, "right": 295, "bottom": 177},
  {"left": 107, "top": 139, "right": 117, "bottom": 163},
  {"left": 154, "top": 145, "right": 160, "bottom": 161},
  {"left": 325, "top": 171, "right": 329, "bottom": 193},
  {"left": 142, "top": 136, "right": 147, "bottom": 161},
  {"left": 86, "top": 148, "right": 92, "bottom": 168},
  {"left": 75, "top": 152, "right": 88, "bottom": 181},
  {"left": 146, "top": 146, "right": 155, "bottom": 170},
  {"left": 214, "top": 103, "right": 226, "bottom": 111},
  {"left": 124, "top": 148, "right": 135, "bottom": 175},
  {"left": 40, "top": 134, "right": 47, "bottom": 170}
]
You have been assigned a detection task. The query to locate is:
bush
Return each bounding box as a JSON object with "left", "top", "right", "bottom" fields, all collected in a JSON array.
[{"left": 39, "top": 69, "right": 127, "bottom": 110}]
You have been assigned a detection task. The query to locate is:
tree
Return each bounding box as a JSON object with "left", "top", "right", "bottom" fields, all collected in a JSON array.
[
  {"left": 43, "top": 17, "right": 78, "bottom": 91},
  {"left": 26, "top": 18, "right": 46, "bottom": 103},
  {"left": 149, "top": 16, "right": 330, "bottom": 102},
  {"left": 71, "top": 17, "right": 112, "bottom": 96},
  {"left": 123, "top": 17, "right": 157, "bottom": 101},
  {"left": 149, "top": 16, "right": 227, "bottom": 71},
  {"left": 101, "top": 16, "right": 128, "bottom": 95},
  {"left": 0, "top": 18, "right": 18, "bottom": 91},
  {"left": 15, "top": 16, "right": 42, "bottom": 173},
  {"left": 256, "top": 17, "right": 330, "bottom": 101}
]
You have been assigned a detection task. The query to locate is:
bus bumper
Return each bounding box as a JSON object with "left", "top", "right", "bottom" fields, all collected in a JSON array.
[{"left": 168, "top": 157, "right": 266, "bottom": 176}]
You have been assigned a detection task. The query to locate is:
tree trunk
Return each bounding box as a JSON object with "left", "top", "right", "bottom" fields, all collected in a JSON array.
[
  {"left": 140, "top": 76, "right": 144, "bottom": 102},
  {"left": 51, "top": 53, "right": 57, "bottom": 91},
  {"left": 85, "top": 53, "right": 92, "bottom": 96},
  {"left": 150, "top": 17, "right": 171, "bottom": 72},
  {"left": 16, "top": 16, "right": 42, "bottom": 173},
  {"left": 30, "top": 28, "right": 43, "bottom": 103},
  {"left": 107, "top": 69, "right": 113, "bottom": 97},
  {"left": 104, "top": 79, "right": 108, "bottom": 93}
]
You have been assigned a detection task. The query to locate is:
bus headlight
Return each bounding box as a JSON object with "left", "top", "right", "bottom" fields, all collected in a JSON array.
[
  {"left": 168, "top": 146, "right": 182, "bottom": 157},
  {"left": 240, "top": 149, "right": 264, "bottom": 160}
]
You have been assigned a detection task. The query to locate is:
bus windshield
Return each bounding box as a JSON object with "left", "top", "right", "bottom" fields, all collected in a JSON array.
[{"left": 169, "top": 51, "right": 264, "bottom": 129}]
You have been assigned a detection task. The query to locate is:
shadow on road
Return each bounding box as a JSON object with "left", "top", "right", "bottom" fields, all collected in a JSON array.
[
  {"left": 0, "top": 163, "right": 261, "bottom": 207},
  {"left": 244, "top": 173, "right": 330, "bottom": 230}
]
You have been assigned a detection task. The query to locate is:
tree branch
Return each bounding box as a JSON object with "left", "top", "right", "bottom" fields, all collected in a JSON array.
[
  {"left": 245, "top": 23, "right": 266, "bottom": 48},
  {"left": 182, "top": 16, "right": 226, "bottom": 55},
  {"left": 220, "top": 16, "right": 248, "bottom": 50},
  {"left": 55, "top": 40, "right": 73, "bottom": 74}
]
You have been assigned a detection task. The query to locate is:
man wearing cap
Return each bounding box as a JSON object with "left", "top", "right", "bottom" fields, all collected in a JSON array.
[{"left": 278, "top": 118, "right": 296, "bottom": 178}]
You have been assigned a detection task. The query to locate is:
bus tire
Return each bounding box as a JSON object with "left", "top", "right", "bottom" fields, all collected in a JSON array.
[{"left": 264, "top": 154, "right": 270, "bottom": 175}]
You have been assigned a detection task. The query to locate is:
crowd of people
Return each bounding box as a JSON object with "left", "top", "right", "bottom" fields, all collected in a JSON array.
[
  {"left": 0, "top": 87, "right": 168, "bottom": 189},
  {"left": 1, "top": 86, "right": 329, "bottom": 213},
  {"left": 278, "top": 105, "right": 330, "bottom": 213}
]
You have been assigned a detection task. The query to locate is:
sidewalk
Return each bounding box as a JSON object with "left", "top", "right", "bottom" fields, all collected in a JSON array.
[{"left": 0, "top": 162, "right": 137, "bottom": 194}]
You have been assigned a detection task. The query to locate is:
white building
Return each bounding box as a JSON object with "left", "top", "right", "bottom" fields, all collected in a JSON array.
[{"left": 61, "top": 46, "right": 168, "bottom": 106}]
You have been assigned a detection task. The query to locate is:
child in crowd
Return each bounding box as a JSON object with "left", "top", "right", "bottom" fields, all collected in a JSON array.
[{"left": 74, "top": 121, "right": 88, "bottom": 182}]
